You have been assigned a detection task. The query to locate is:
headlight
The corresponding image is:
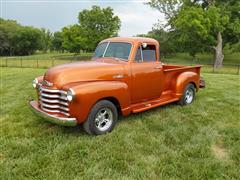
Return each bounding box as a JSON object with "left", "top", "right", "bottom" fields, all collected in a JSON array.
[
  {"left": 66, "top": 88, "right": 75, "bottom": 102},
  {"left": 32, "top": 78, "right": 38, "bottom": 88}
]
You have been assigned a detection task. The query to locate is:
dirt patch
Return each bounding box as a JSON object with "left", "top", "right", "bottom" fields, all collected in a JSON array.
[{"left": 211, "top": 144, "right": 229, "bottom": 162}]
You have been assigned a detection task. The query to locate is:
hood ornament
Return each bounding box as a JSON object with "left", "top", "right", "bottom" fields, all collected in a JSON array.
[{"left": 42, "top": 80, "right": 53, "bottom": 87}]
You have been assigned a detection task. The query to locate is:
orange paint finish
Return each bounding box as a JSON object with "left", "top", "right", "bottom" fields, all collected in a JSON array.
[{"left": 31, "top": 37, "right": 204, "bottom": 125}]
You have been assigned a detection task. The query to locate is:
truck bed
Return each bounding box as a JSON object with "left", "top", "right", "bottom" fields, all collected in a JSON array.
[
  {"left": 130, "top": 64, "right": 202, "bottom": 113},
  {"left": 162, "top": 64, "right": 201, "bottom": 92}
]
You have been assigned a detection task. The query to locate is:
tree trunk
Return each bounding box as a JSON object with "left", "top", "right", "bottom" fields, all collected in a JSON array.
[{"left": 214, "top": 32, "right": 224, "bottom": 68}]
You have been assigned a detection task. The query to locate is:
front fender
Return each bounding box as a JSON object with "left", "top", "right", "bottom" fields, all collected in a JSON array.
[
  {"left": 66, "top": 81, "right": 130, "bottom": 123},
  {"left": 175, "top": 72, "right": 200, "bottom": 98}
]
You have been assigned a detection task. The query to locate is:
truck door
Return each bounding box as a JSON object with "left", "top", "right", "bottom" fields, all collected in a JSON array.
[{"left": 130, "top": 44, "right": 164, "bottom": 103}]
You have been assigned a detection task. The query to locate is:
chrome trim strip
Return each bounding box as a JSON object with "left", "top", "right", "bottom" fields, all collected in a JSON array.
[
  {"left": 41, "top": 106, "right": 70, "bottom": 116},
  {"left": 40, "top": 102, "right": 69, "bottom": 111},
  {"left": 39, "top": 97, "right": 68, "bottom": 106},
  {"left": 40, "top": 93, "right": 68, "bottom": 100},
  {"left": 39, "top": 87, "right": 67, "bottom": 95},
  {"left": 29, "top": 101, "right": 77, "bottom": 127}
]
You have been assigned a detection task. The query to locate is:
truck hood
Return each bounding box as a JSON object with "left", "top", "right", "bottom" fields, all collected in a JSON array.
[{"left": 43, "top": 58, "right": 127, "bottom": 88}]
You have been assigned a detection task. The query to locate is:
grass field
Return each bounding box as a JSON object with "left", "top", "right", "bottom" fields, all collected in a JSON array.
[
  {"left": 0, "top": 52, "right": 93, "bottom": 61},
  {"left": 0, "top": 68, "right": 239, "bottom": 179},
  {"left": 162, "top": 52, "right": 240, "bottom": 65},
  {"left": 1, "top": 52, "right": 239, "bottom": 74}
]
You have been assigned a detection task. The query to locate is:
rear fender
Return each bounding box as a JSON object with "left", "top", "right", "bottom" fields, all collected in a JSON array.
[
  {"left": 67, "top": 81, "right": 130, "bottom": 123},
  {"left": 175, "top": 72, "right": 200, "bottom": 98}
]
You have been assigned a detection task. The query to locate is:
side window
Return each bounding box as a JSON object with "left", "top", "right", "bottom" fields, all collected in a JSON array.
[
  {"left": 134, "top": 44, "right": 157, "bottom": 62},
  {"left": 142, "top": 45, "right": 156, "bottom": 62}
]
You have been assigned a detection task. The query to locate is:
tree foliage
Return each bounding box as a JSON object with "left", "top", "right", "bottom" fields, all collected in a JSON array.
[
  {"left": 0, "top": 6, "right": 121, "bottom": 55},
  {"left": 147, "top": 0, "right": 240, "bottom": 65},
  {"left": 0, "top": 18, "right": 42, "bottom": 56},
  {"left": 138, "top": 25, "right": 177, "bottom": 57},
  {"left": 61, "top": 25, "right": 83, "bottom": 53},
  {"left": 40, "top": 28, "right": 52, "bottom": 53},
  {"left": 77, "top": 6, "right": 121, "bottom": 51},
  {"left": 57, "top": 6, "right": 121, "bottom": 53},
  {"left": 51, "top": 31, "right": 64, "bottom": 51}
]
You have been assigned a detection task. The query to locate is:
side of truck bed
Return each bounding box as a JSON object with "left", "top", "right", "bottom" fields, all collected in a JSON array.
[{"left": 130, "top": 64, "right": 202, "bottom": 113}]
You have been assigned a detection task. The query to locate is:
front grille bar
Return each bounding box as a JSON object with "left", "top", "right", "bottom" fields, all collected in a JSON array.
[
  {"left": 40, "top": 93, "right": 68, "bottom": 100},
  {"left": 39, "top": 97, "right": 68, "bottom": 106},
  {"left": 40, "top": 101, "right": 69, "bottom": 112},
  {"left": 40, "top": 87, "right": 67, "bottom": 95},
  {"left": 41, "top": 106, "right": 70, "bottom": 116}
]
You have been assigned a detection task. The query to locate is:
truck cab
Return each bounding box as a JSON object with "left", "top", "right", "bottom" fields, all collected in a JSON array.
[{"left": 30, "top": 37, "right": 205, "bottom": 135}]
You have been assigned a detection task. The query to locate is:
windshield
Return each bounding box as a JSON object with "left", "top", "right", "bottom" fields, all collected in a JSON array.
[{"left": 93, "top": 42, "right": 132, "bottom": 61}]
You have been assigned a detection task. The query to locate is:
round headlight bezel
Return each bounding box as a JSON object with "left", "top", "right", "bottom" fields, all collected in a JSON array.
[
  {"left": 66, "top": 88, "right": 75, "bottom": 102},
  {"left": 32, "top": 78, "right": 38, "bottom": 88}
]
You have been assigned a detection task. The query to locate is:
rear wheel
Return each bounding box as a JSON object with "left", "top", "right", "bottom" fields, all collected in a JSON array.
[
  {"left": 178, "top": 83, "right": 196, "bottom": 106},
  {"left": 83, "top": 100, "right": 118, "bottom": 135}
]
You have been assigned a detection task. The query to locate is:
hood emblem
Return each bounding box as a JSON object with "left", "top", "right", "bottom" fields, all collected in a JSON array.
[{"left": 42, "top": 80, "right": 53, "bottom": 87}]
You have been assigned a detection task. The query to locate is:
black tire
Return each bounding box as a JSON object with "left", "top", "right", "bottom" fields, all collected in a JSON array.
[
  {"left": 178, "top": 83, "right": 196, "bottom": 106},
  {"left": 83, "top": 100, "right": 118, "bottom": 135}
]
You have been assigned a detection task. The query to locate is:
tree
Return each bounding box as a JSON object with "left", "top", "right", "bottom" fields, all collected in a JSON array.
[
  {"left": 12, "top": 26, "right": 42, "bottom": 55},
  {"left": 138, "top": 26, "right": 177, "bottom": 57},
  {"left": 40, "top": 28, "right": 52, "bottom": 53},
  {"left": 147, "top": 0, "right": 240, "bottom": 68},
  {"left": 61, "top": 25, "right": 83, "bottom": 53},
  {"left": 60, "top": 6, "right": 121, "bottom": 53},
  {"left": 204, "top": 0, "right": 240, "bottom": 68},
  {"left": 0, "top": 27, "right": 9, "bottom": 55},
  {"left": 0, "top": 18, "right": 20, "bottom": 55},
  {"left": 51, "top": 31, "right": 64, "bottom": 51},
  {"left": 146, "top": 0, "right": 182, "bottom": 22},
  {"left": 0, "top": 18, "right": 42, "bottom": 56},
  {"left": 173, "top": 6, "right": 223, "bottom": 58},
  {"left": 78, "top": 6, "right": 121, "bottom": 51}
]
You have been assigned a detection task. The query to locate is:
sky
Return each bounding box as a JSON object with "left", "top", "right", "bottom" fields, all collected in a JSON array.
[{"left": 0, "top": 0, "right": 165, "bottom": 36}]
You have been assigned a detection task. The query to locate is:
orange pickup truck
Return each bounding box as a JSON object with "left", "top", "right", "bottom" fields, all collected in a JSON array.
[{"left": 30, "top": 37, "right": 205, "bottom": 135}]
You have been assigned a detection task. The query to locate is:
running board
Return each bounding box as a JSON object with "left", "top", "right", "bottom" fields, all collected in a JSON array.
[{"left": 131, "top": 95, "right": 179, "bottom": 113}]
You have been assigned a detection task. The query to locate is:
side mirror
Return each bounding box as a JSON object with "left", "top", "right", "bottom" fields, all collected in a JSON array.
[{"left": 142, "top": 43, "right": 147, "bottom": 48}]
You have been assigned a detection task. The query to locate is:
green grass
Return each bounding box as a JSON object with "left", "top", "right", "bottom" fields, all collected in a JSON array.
[
  {"left": 0, "top": 52, "right": 92, "bottom": 69},
  {"left": 0, "top": 52, "right": 93, "bottom": 60},
  {"left": 0, "top": 68, "right": 239, "bottom": 179},
  {"left": 1, "top": 52, "right": 239, "bottom": 64},
  {"left": 0, "top": 52, "right": 239, "bottom": 74},
  {"left": 162, "top": 52, "right": 240, "bottom": 65}
]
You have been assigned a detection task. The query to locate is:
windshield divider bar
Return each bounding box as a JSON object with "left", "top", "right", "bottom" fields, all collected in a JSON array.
[
  {"left": 140, "top": 44, "right": 143, "bottom": 62},
  {"left": 102, "top": 41, "right": 110, "bottom": 57}
]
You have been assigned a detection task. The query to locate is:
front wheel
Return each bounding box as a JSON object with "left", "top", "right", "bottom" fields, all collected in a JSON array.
[
  {"left": 83, "top": 100, "right": 118, "bottom": 135},
  {"left": 178, "top": 83, "right": 196, "bottom": 106}
]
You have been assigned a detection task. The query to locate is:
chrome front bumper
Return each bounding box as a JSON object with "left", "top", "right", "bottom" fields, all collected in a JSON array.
[{"left": 29, "top": 101, "right": 77, "bottom": 126}]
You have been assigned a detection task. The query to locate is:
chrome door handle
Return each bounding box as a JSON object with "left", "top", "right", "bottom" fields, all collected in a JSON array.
[{"left": 113, "top": 74, "right": 124, "bottom": 79}]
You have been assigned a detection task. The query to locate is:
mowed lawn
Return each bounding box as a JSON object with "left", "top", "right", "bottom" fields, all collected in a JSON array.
[
  {"left": 0, "top": 68, "right": 239, "bottom": 179},
  {"left": 1, "top": 52, "right": 240, "bottom": 74}
]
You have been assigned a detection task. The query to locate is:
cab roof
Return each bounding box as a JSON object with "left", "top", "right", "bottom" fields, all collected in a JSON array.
[{"left": 100, "top": 37, "right": 159, "bottom": 45}]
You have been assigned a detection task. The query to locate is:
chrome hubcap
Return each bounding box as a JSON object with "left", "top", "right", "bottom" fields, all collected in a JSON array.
[
  {"left": 185, "top": 89, "right": 194, "bottom": 104},
  {"left": 95, "top": 108, "right": 113, "bottom": 131}
]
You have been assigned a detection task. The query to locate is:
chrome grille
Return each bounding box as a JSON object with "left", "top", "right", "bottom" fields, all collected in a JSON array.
[{"left": 38, "top": 86, "right": 70, "bottom": 116}]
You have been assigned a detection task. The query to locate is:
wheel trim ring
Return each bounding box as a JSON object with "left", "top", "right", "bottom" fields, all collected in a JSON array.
[{"left": 94, "top": 108, "right": 113, "bottom": 131}]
